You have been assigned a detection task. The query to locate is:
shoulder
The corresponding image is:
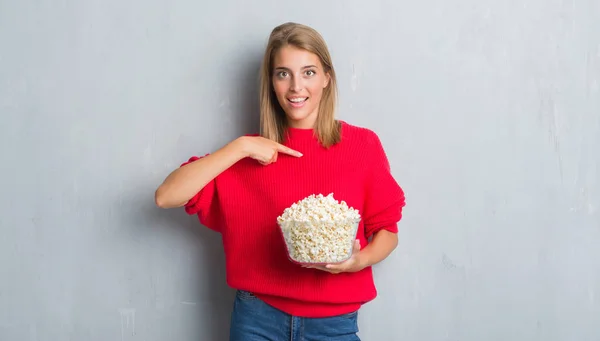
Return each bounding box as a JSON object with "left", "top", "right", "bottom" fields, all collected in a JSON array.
[
  {"left": 339, "top": 120, "right": 382, "bottom": 147},
  {"left": 338, "top": 120, "right": 390, "bottom": 168}
]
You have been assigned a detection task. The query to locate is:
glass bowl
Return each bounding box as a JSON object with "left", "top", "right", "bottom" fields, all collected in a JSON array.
[{"left": 277, "top": 218, "right": 361, "bottom": 266}]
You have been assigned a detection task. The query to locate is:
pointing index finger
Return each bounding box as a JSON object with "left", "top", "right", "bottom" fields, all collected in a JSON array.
[{"left": 277, "top": 144, "right": 303, "bottom": 157}]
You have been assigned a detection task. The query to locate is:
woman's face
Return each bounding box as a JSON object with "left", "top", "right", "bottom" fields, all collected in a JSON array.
[{"left": 271, "top": 45, "right": 330, "bottom": 129}]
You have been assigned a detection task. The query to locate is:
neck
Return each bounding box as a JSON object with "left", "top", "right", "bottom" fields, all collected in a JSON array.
[{"left": 286, "top": 111, "right": 318, "bottom": 129}]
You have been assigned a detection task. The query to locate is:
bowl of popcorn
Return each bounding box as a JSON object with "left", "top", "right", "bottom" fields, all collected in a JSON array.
[{"left": 276, "top": 193, "right": 361, "bottom": 265}]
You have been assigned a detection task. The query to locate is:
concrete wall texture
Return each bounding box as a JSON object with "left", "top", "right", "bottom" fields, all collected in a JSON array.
[{"left": 1, "top": 0, "right": 599, "bottom": 340}]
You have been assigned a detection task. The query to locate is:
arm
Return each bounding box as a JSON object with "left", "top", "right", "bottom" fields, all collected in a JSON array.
[
  {"left": 154, "top": 136, "right": 303, "bottom": 209},
  {"left": 315, "top": 131, "right": 405, "bottom": 274},
  {"left": 154, "top": 138, "right": 247, "bottom": 209},
  {"left": 358, "top": 229, "right": 398, "bottom": 268}
]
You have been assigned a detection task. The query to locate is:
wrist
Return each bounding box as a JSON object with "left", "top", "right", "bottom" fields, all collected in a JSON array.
[
  {"left": 356, "top": 249, "right": 371, "bottom": 270},
  {"left": 229, "top": 136, "right": 250, "bottom": 160}
]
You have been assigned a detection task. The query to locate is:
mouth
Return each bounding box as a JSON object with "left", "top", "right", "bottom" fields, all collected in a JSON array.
[{"left": 287, "top": 97, "right": 308, "bottom": 108}]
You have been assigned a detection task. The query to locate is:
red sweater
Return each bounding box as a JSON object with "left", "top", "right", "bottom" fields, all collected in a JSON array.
[{"left": 181, "top": 121, "right": 406, "bottom": 317}]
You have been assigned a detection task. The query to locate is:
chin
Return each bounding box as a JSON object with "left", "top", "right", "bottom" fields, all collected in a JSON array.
[
  {"left": 286, "top": 112, "right": 309, "bottom": 121},
  {"left": 285, "top": 110, "right": 313, "bottom": 123}
]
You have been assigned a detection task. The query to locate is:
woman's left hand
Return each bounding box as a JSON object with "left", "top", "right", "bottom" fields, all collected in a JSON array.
[{"left": 303, "top": 240, "right": 367, "bottom": 274}]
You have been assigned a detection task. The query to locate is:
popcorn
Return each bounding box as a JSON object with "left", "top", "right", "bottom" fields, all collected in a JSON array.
[{"left": 277, "top": 193, "right": 361, "bottom": 264}]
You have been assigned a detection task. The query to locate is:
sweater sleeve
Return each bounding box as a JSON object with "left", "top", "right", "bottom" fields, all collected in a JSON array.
[
  {"left": 362, "top": 132, "right": 406, "bottom": 238},
  {"left": 180, "top": 155, "right": 222, "bottom": 232}
]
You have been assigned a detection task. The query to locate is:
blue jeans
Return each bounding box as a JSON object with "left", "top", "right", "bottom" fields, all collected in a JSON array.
[{"left": 229, "top": 290, "right": 361, "bottom": 341}]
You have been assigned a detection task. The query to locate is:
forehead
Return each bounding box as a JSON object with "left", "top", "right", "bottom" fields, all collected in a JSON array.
[{"left": 272, "top": 45, "right": 322, "bottom": 69}]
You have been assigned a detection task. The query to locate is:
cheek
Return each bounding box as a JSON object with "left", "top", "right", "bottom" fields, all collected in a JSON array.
[
  {"left": 308, "top": 83, "right": 324, "bottom": 99},
  {"left": 308, "top": 76, "right": 327, "bottom": 96},
  {"left": 272, "top": 80, "right": 288, "bottom": 98}
]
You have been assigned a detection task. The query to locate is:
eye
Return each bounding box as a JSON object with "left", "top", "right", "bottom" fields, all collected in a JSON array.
[
  {"left": 276, "top": 71, "right": 288, "bottom": 78},
  {"left": 305, "top": 70, "right": 316, "bottom": 76}
]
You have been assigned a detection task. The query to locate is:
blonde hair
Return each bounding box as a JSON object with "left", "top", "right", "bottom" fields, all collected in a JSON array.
[{"left": 259, "top": 22, "right": 341, "bottom": 148}]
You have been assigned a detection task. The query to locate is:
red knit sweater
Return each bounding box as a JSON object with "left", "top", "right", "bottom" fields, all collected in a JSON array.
[{"left": 181, "top": 121, "right": 405, "bottom": 318}]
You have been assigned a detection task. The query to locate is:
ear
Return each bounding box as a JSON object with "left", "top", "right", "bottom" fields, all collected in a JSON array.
[{"left": 323, "top": 72, "right": 331, "bottom": 88}]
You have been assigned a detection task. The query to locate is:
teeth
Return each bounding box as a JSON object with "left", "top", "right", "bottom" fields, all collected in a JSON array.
[{"left": 289, "top": 98, "right": 307, "bottom": 103}]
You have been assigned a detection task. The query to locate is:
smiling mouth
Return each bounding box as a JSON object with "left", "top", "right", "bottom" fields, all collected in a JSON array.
[{"left": 288, "top": 97, "right": 308, "bottom": 104}]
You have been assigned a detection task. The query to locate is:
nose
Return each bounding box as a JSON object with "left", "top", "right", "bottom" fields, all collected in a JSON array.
[{"left": 290, "top": 75, "right": 302, "bottom": 92}]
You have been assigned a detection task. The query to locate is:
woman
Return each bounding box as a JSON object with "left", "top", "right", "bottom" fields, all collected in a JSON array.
[{"left": 155, "top": 22, "right": 406, "bottom": 341}]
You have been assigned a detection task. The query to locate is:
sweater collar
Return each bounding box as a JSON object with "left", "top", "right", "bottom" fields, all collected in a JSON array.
[
  {"left": 285, "top": 126, "right": 317, "bottom": 142},
  {"left": 284, "top": 120, "right": 346, "bottom": 143}
]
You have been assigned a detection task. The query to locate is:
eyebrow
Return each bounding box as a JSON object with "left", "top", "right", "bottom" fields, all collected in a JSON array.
[{"left": 274, "top": 65, "right": 318, "bottom": 71}]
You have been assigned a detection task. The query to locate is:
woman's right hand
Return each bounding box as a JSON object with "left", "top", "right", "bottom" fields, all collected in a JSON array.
[{"left": 236, "top": 136, "right": 303, "bottom": 165}]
